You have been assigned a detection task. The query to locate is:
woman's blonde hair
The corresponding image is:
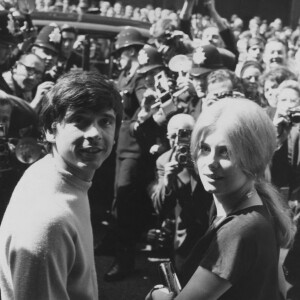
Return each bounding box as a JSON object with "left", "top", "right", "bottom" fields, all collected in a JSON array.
[{"left": 191, "top": 98, "right": 295, "bottom": 247}]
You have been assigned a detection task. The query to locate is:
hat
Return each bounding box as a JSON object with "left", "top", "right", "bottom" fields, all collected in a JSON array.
[
  {"left": 217, "top": 47, "right": 237, "bottom": 71},
  {"left": 137, "top": 45, "right": 165, "bottom": 74},
  {"left": 61, "top": 24, "right": 77, "bottom": 35},
  {"left": 33, "top": 25, "right": 62, "bottom": 54},
  {"left": 190, "top": 44, "right": 223, "bottom": 77},
  {"left": 0, "top": 10, "right": 18, "bottom": 45},
  {"left": 114, "top": 26, "right": 145, "bottom": 52}
]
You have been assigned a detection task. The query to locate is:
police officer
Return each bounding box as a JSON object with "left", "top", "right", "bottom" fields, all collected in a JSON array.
[
  {"left": 97, "top": 27, "right": 148, "bottom": 282},
  {"left": 31, "top": 24, "right": 62, "bottom": 82}
]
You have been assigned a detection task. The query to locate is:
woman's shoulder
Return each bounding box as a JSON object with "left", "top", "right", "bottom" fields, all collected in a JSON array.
[{"left": 218, "top": 206, "right": 275, "bottom": 242}]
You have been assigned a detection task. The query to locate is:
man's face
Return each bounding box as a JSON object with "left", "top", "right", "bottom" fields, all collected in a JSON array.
[
  {"left": 49, "top": 108, "right": 116, "bottom": 181},
  {"left": 247, "top": 44, "right": 264, "bottom": 62},
  {"left": 32, "top": 46, "right": 58, "bottom": 71},
  {"left": 13, "top": 55, "right": 45, "bottom": 92},
  {"left": 263, "top": 41, "right": 287, "bottom": 70},
  {"left": 61, "top": 31, "right": 76, "bottom": 59},
  {"left": 167, "top": 120, "right": 193, "bottom": 149},
  {"left": 0, "top": 104, "right": 12, "bottom": 131},
  {"left": 118, "top": 48, "right": 132, "bottom": 71},
  {"left": 202, "top": 27, "right": 222, "bottom": 48}
]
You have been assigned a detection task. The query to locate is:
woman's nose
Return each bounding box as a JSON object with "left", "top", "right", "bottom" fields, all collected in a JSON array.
[{"left": 206, "top": 152, "right": 219, "bottom": 170}]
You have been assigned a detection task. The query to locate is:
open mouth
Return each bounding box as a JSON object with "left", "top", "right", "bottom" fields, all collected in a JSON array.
[
  {"left": 79, "top": 147, "right": 101, "bottom": 154},
  {"left": 270, "top": 57, "right": 282, "bottom": 64}
]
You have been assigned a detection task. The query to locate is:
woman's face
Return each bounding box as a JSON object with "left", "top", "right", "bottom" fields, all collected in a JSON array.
[
  {"left": 242, "top": 66, "right": 261, "bottom": 94},
  {"left": 277, "top": 87, "right": 300, "bottom": 111},
  {"left": 264, "top": 79, "right": 278, "bottom": 107},
  {"left": 196, "top": 129, "right": 248, "bottom": 197}
]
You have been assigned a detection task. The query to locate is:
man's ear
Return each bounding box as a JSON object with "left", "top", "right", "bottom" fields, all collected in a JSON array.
[{"left": 44, "top": 123, "right": 57, "bottom": 143}]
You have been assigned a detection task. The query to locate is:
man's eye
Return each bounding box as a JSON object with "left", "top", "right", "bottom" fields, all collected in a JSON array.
[
  {"left": 99, "top": 118, "right": 114, "bottom": 127},
  {"left": 71, "top": 116, "right": 89, "bottom": 127}
]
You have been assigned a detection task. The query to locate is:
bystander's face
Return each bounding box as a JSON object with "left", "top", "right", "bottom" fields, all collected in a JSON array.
[
  {"left": 118, "top": 48, "right": 132, "bottom": 71},
  {"left": 49, "top": 108, "right": 116, "bottom": 181},
  {"left": 32, "top": 46, "right": 58, "bottom": 71},
  {"left": 277, "top": 87, "right": 300, "bottom": 111},
  {"left": 264, "top": 79, "right": 278, "bottom": 107},
  {"left": 61, "top": 31, "right": 76, "bottom": 59},
  {"left": 202, "top": 27, "right": 222, "bottom": 48},
  {"left": 263, "top": 41, "right": 287, "bottom": 70},
  {"left": 247, "top": 44, "right": 264, "bottom": 62},
  {"left": 196, "top": 129, "right": 248, "bottom": 197},
  {"left": 0, "top": 104, "right": 12, "bottom": 131},
  {"left": 241, "top": 66, "right": 261, "bottom": 95},
  {"left": 13, "top": 54, "right": 45, "bottom": 92},
  {"left": 204, "top": 79, "right": 233, "bottom": 108}
]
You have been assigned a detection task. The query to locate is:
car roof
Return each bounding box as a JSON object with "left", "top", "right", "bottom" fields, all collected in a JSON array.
[{"left": 31, "top": 12, "right": 151, "bottom": 39}]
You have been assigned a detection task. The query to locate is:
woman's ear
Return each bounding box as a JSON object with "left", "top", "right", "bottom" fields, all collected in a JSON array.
[{"left": 45, "top": 123, "right": 57, "bottom": 143}]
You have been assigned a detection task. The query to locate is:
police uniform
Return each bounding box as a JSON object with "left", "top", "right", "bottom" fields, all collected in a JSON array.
[{"left": 102, "top": 27, "right": 149, "bottom": 281}]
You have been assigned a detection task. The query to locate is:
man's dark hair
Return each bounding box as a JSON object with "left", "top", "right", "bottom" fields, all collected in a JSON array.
[{"left": 39, "top": 70, "right": 123, "bottom": 137}]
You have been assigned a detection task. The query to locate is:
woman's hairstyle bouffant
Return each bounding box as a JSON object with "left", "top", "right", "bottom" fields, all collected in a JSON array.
[
  {"left": 191, "top": 98, "right": 276, "bottom": 178},
  {"left": 191, "top": 98, "right": 295, "bottom": 247}
]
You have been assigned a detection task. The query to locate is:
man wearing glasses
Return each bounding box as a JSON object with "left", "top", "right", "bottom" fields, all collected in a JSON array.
[{"left": 1, "top": 53, "right": 45, "bottom": 103}]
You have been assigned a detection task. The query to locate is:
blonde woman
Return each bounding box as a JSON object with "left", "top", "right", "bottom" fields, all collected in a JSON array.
[{"left": 146, "top": 98, "right": 295, "bottom": 300}]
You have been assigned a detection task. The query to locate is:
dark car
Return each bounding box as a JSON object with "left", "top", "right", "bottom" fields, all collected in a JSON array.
[{"left": 31, "top": 11, "right": 151, "bottom": 78}]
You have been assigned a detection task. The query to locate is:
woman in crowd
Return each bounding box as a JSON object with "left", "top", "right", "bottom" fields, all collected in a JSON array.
[
  {"left": 239, "top": 60, "right": 265, "bottom": 106},
  {"left": 146, "top": 98, "right": 295, "bottom": 300}
]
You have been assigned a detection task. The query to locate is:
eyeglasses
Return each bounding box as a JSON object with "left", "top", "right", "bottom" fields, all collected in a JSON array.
[{"left": 18, "top": 62, "right": 44, "bottom": 78}]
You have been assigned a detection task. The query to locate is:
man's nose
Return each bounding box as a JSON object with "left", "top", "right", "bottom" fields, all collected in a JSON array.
[{"left": 84, "top": 123, "right": 101, "bottom": 140}]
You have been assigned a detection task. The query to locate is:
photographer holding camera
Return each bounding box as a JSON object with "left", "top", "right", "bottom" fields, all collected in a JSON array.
[
  {"left": 269, "top": 79, "right": 300, "bottom": 300},
  {"left": 150, "top": 113, "right": 213, "bottom": 271},
  {"left": 272, "top": 79, "right": 300, "bottom": 200}
]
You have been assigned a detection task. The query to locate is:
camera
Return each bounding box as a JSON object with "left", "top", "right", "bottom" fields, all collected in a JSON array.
[
  {"left": 147, "top": 218, "right": 175, "bottom": 253},
  {"left": 0, "top": 124, "right": 12, "bottom": 172},
  {"left": 287, "top": 107, "right": 300, "bottom": 123},
  {"left": 174, "top": 129, "right": 193, "bottom": 168}
]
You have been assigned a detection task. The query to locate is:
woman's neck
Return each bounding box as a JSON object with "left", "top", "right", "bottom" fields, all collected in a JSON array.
[{"left": 213, "top": 180, "right": 262, "bottom": 217}]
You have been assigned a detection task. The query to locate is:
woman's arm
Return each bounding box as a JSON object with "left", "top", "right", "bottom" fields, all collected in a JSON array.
[{"left": 150, "top": 266, "right": 231, "bottom": 300}]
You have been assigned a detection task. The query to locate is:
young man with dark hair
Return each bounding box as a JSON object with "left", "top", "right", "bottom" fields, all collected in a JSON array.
[{"left": 0, "top": 70, "right": 123, "bottom": 300}]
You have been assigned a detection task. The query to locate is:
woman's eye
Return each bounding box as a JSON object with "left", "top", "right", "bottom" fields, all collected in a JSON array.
[
  {"left": 199, "top": 144, "right": 210, "bottom": 153},
  {"left": 219, "top": 147, "right": 229, "bottom": 159}
]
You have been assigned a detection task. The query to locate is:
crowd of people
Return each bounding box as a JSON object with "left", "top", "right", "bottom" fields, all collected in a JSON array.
[{"left": 0, "top": 0, "right": 300, "bottom": 299}]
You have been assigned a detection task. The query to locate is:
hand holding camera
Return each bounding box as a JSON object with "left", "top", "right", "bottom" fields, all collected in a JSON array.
[{"left": 273, "top": 106, "right": 298, "bottom": 146}]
